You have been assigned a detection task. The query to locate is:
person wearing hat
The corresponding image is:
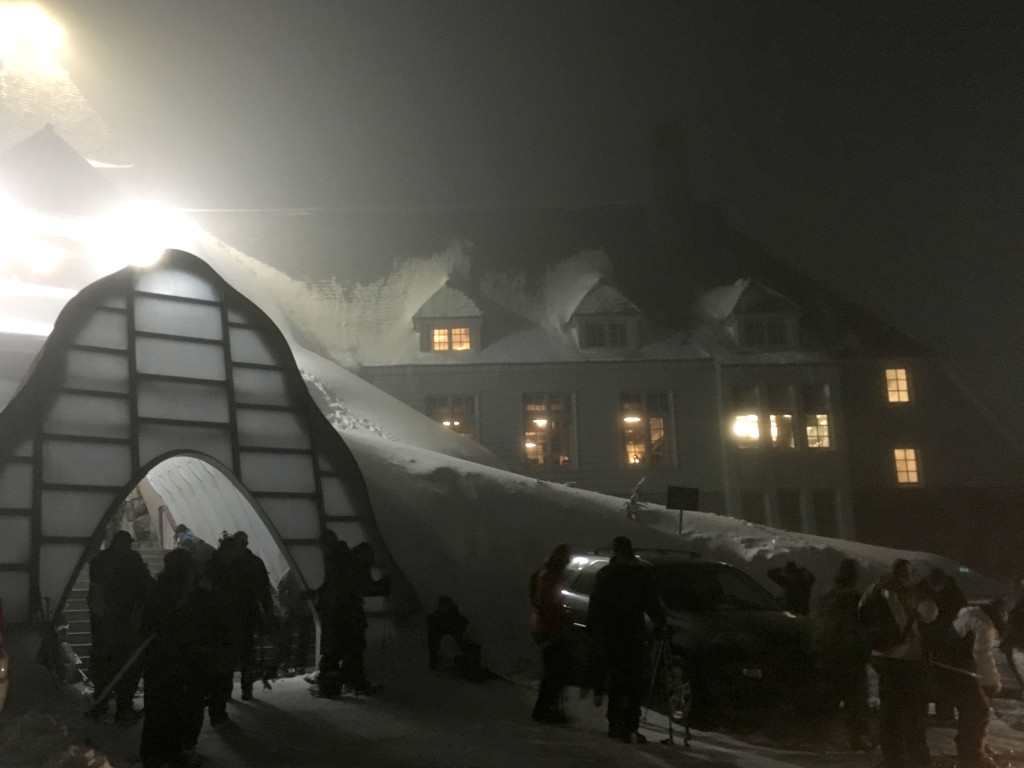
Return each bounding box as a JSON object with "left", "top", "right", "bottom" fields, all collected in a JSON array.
[
  {"left": 86, "top": 529, "right": 154, "bottom": 721},
  {"left": 586, "top": 536, "right": 666, "bottom": 743}
]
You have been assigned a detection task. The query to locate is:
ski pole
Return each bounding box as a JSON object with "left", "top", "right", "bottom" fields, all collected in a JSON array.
[
  {"left": 642, "top": 638, "right": 664, "bottom": 723},
  {"left": 91, "top": 633, "right": 155, "bottom": 706}
]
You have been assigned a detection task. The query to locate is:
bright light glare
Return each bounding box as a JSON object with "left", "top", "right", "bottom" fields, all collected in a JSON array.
[
  {"left": 0, "top": 4, "right": 65, "bottom": 76},
  {"left": 524, "top": 442, "right": 537, "bottom": 448},
  {"left": 622, "top": 416, "right": 641, "bottom": 423},
  {"left": 732, "top": 414, "right": 759, "bottom": 441},
  {"left": 88, "top": 203, "right": 199, "bottom": 273},
  {"left": 532, "top": 418, "right": 548, "bottom": 427}
]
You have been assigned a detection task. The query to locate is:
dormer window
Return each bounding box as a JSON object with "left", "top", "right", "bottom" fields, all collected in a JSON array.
[
  {"left": 581, "top": 321, "right": 628, "bottom": 349},
  {"left": 432, "top": 326, "right": 471, "bottom": 351},
  {"left": 740, "top": 316, "right": 791, "bottom": 348}
]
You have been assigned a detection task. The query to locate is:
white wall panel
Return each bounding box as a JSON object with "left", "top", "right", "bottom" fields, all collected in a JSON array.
[
  {"left": 135, "top": 337, "right": 226, "bottom": 381},
  {"left": 135, "top": 296, "right": 223, "bottom": 341},
  {"left": 45, "top": 394, "right": 130, "bottom": 439},
  {"left": 233, "top": 367, "right": 291, "bottom": 406},
  {"left": 0, "top": 463, "right": 32, "bottom": 507},
  {"left": 259, "top": 497, "right": 321, "bottom": 540},
  {"left": 240, "top": 452, "right": 315, "bottom": 494},
  {"left": 321, "top": 475, "right": 359, "bottom": 518},
  {"left": 41, "top": 441, "right": 132, "bottom": 487},
  {"left": 72, "top": 310, "right": 127, "bottom": 350},
  {"left": 137, "top": 379, "right": 229, "bottom": 424},
  {"left": 64, "top": 349, "right": 129, "bottom": 394},
  {"left": 236, "top": 408, "right": 309, "bottom": 450},
  {"left": 41, "top": 490, "right": 113, "bottom": 538},
  {"left": 0, "top": 517, "right": 30, "bottom": 563},
  {"left": 0, "top": 571, "right": 31, "bottom": 623},
  {"left": 228, "top": 327, "right": 279, "bottom": 366},
  {"left": 136, "top": 268, "right": 219, "bottom": 302}
]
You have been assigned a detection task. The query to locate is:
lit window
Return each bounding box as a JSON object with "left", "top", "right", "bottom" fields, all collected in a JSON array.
[
  {"left": 768, "top": 385, "right": 795, "bottom": 448},
  {"left": 732, "top": 414, "right": 760, "bottom": 445},
  {"left": 430, "top": 326, "right": 472, "bottom": 351},
  {"left": 806, "top": 414, "right": 831, "bottom": 448},
  {"left": 731, "top": 384, "right": 760, "bottom": 448},
  {"left": 804, "top": 384, "right": 831, "bottom": 449},
  {"left": 426, "top": 395, "right": 476, "bottom": 439},
  {"left": 523, "top": 394, "right": 574, "bottom": 467},
  {"left": 894, "top": 448, "right": 919, "bottom": 484},
  {"left": 886, "top": 368, "right": 910, "bottom": 403},
  {"left": 620, "top": 392, "right": 673, "bottom": 467},
  {"left": 451, "top": 327, "right": 471, "bottom": 351}
]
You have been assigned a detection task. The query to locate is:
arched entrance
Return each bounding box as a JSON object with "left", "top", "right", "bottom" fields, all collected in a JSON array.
[{"left": 0, "top": 250, "right": 392, "bottom": 633}]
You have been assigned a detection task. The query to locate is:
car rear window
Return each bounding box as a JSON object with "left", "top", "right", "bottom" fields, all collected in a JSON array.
[
  {"left": 654, "top": 563, "right": 779, "bottom": 612},
  {"left": 566, "top": 562, "right": 605, "bottom": 596}
]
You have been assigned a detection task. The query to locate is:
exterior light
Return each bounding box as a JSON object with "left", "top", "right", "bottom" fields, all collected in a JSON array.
[
  {"left": 524, "top": 442, "right": 537, "bottom": 448},
  {"left": 0, "top": 4, "right": 65, "bottom": 76},
  {"left": 87, "top": 203, "right": 199, "bottom": 273},
  {"left": 623, "top": 416, "right": 641, "bottom": 423},
  {"left": 452, "top": 421, "right": 460, "bottom": 426},
  {"left": 533, "top": 418, "right": 548, "bottom": 427},
  {"left": 442, "top": 420, "right": 452, "bottom": 427}
]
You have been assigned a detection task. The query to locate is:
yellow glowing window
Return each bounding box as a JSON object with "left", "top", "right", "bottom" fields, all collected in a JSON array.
[
  {"left": 770, "top": 413, "right": 795, "bottom": 448},
  {"left": 451, "top": 327, "right": 471, "bottom": 351},
  {"left": 894, "top": 448, "right": 919, "bottom": 484},
  {"left": 806, "top": 414, "right": 830, "bottom": 448},
  {"left": 886, "top": 368, "right": 910, "bottom": 403},
  {"left": 432, "top": 328, "right": 449, "bottom": 350},
  {"left": 732, "top": 414, "right": 760, "bottom": 446}
]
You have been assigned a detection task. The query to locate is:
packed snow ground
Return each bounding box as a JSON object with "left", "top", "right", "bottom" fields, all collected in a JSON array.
[{"left": 3, "top": 627, "right": 1024, "bottom": 768}]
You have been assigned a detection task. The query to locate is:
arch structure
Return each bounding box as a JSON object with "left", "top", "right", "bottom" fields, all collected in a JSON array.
[{"left": 0, "top": 249, "right": 384, "bottom": 627}]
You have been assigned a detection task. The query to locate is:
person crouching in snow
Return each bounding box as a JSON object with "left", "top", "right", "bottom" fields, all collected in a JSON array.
[{"left": 946, "top": 600, "right": 1008, "bottom": 768}]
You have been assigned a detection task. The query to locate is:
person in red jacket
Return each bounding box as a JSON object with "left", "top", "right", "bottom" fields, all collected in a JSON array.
[{"left": 529, "top": 543, "right": 573, "bottom": 724}]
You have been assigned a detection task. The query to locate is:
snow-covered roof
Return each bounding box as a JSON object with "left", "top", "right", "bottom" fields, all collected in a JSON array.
[
  {"left": 413, "top": 283, "right": 482, "bottom": 319},
  {"left": 570, "top": 281, "right": 641, "bottom": 317}
]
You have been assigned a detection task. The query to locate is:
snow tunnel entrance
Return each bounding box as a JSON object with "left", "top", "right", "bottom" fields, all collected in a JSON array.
[
  {"left": 59, "top": 453, "right": 308, "bottom": 680},
  {"left": 0, "top": 250, "right": 399, "bottom": 642}
]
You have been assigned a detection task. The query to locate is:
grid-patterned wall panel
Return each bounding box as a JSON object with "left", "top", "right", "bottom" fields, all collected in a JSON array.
[{"left": 0, "top": 251, "right": 383, "bottom": 626}]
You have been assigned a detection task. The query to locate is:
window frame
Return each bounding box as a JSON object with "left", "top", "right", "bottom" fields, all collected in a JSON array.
[
  {"left": 894, "top": 447, "right": 920, "bottom": 485},
  {"left": 522, "top": 393, "right": 576, "bottom": 469},
  {"left": 425, "top": 394, "right": 478, "bottom": 440},
  {"left": 885, "top": 367, "right": 912, "bottom": 404},
  {"left": 618, "top": 391, "right": 675, "bottom": 469},
  {"left": 429, "top": 325, "right": 473, "bottom": 352}
]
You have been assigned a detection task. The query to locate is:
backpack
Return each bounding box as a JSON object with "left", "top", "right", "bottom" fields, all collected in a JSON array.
[{"left": 858, "top": 585, "right": 902, "bottom": 652}]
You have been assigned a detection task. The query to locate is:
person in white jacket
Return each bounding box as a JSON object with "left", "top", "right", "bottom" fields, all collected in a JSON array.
[{"left": 949, "top": 600, "right": 1008, "bottom": 768}]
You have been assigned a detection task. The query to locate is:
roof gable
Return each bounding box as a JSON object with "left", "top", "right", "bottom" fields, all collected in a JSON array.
[
  {"left": 413, "top": 283, "right": 482, "bottom": 319},
  {"left": 570, "top": 281, "right": 641, "bottom": 318}
]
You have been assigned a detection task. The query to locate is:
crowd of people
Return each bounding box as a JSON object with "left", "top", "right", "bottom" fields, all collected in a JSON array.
[
  {"left": 84, "top": 525, "right": 388, "bottom": 768},
  {"left": 526, "top": 541, "right": 1017, "bottom": 767}
]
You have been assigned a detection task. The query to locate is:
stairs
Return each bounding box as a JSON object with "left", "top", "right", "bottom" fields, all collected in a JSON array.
[{"left": 63, "top": 542, "right": 168, "bottom": 674}]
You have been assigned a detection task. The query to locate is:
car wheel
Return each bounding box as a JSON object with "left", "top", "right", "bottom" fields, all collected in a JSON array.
[{"left": 662, "top": 655, "right": 693, "bottom": 725}]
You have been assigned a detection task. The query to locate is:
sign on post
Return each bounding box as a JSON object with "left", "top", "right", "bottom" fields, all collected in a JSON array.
[{"left": 666, "top": 486, "right": 699, "bottom": 535}]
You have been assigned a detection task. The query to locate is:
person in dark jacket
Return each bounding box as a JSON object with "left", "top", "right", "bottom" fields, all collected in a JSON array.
[
  {"left": 812, "top": 558, "right": 871, "bottom": 750},
  {"left": 204, "top": 534, "right": 248, "bottom": 726},
  {"left": 917, "top": 566, "right": 967, "bottom": 723},
  {"left": 306, "top": 531, "right": 361, "bottom": 698},
  {"left": 139, "top": 549, "right": 212, "bottom": 768},
  {"left": 87, "top": 530, "right": 154, "bottom": 721},
  {"left": 586, "top": 537, "right": 667, "bottom": 744},
  {"left": 233, "top": 531, "right": 274, "bottom": 701},
  {"left": 530, "top": 543, "right": 573, "bottom": 724},
  {"left": 341, "top": 542, "right": 390, "bottom": 694},
  {"left": 859, "top": 558, "right": 937, "bottom": 768},
  {"left": 768, "top": 560, "right": 816, "bottom": 615},
  {"left": 275, "top": 568, "right": 314, "bottom": 675}
]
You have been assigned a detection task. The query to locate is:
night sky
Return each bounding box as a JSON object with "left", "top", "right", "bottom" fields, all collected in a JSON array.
[{"left": 47, "top": 1, "right": 1024, "bottom": 435}]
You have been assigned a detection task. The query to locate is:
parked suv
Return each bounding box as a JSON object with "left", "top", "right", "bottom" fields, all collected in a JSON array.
[{"left": 561, "top": 550, "right": 814, "bottom": 726}]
